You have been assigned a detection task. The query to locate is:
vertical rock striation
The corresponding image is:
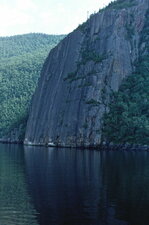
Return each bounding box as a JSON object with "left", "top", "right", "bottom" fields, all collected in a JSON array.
[{"left": 25, "top": 0, "right": 149, "bottom": 147}]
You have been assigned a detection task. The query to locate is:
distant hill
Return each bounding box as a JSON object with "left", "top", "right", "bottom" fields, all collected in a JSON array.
[
  {"left": 0, "top": 33, "right": 64, "bottom": 59},
  {"left": 0, "top": 33, "right": 65, "bottom": 140}
]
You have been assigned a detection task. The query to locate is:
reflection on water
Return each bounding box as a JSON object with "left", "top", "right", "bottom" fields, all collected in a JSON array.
[
  {"left": 24, "top": 146, "right": 149, "bottom": 225},
  {"left": 1, "top": 144, "right": 149, "bottom": 225},
  {"left": 0, "top": 144, "right": 38, "bottom": 225}
]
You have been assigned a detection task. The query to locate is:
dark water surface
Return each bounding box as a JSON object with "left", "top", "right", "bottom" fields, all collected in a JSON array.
[{"left": 0, "top": 144, "right": 149, "bottom": 225}]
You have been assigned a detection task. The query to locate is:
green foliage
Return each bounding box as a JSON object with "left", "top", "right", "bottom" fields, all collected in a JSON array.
[
  {"left": 103, "top": 10, "right": 149, "bottom": 144},
  {"left": 81, "top": 50, "right": 106, "bottom": 65},
  {"left": 78, "top": 81, "right": 92, "bottom": 88},
  {"left": 63, "top": 72, "right": 76, "bottom": 81},
  {"left": 107, "top": 0, "right": 136, "bottom": 10},
  {"left": 99, "top": 0, "right": 136, "bottom": 12},
  {"left": 0, "top": 33, "right": 64, "bottom": 138},
  {"left": 0, "top": 33, "right": 64, "bottom": 59},
  {"left": 86, "top": 99, "right": 101, "bottom": 106},
  {"left": 83, "top": 123, "right": 88, "bottom": 129}
]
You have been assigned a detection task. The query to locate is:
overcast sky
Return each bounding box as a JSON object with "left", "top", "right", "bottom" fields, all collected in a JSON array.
[{"left": 0, "top": 0, "right": 113, "bottom": 36}]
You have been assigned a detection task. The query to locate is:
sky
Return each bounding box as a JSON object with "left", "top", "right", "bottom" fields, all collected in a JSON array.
[{"left": 0, "top": 0, "right": 113, "bottom": 37}]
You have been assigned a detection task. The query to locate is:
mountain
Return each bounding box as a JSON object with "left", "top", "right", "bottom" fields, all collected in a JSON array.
[
  {"left": 24, "top": 0, "right": 149, "bottom": 148},
  {"left": 0, "top": 33, "right": 65, "bottom": 142}
]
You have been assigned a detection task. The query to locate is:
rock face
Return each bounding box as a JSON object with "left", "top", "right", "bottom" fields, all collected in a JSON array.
[{"left": 24, "top": 0, "right": 149, "bottom": 147}]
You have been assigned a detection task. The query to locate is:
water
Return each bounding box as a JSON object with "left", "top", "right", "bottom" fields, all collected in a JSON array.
[{"left": 0, "top": 144, "right": 149, "bottom": 225}]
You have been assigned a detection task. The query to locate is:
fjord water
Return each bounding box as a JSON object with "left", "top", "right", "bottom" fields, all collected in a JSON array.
[{"left": 0, "top": 144, "right": 149, "bottom": 225}]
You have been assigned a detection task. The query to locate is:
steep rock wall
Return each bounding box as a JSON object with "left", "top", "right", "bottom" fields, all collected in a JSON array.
[{"left": 25, "top": 0, "right": 148, "bottom": 147}]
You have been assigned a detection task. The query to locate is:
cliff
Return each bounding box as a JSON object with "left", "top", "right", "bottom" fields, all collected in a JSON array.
[{"left": 24, "top": 0, "right": 149, "bottom": 147}]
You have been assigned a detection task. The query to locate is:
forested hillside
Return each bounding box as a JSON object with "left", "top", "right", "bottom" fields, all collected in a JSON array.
[{"left": 0, "top": 33, "right": 65, "bottom": 141}]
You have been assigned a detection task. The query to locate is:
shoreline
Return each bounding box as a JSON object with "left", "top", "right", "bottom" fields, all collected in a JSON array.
[{"left": 1, "top": 140, "right": 149, "bottom": 151}]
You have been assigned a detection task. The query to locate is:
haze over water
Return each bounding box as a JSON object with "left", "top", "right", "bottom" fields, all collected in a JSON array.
[{"left": 0, "top": 143, "right": 149, "bottom": 225}]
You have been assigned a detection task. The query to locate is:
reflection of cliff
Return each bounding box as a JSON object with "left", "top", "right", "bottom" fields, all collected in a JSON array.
[
  {"left": 24, "top": 147, "right": 149, "bottom": 225},
  {"left": 0, "top": 144, "right": 38, "bottom": 225},
  {"left": 24, "top": 146, "right": 103, "bottom": 225},
  {"left": 101, "top": 151, "right": 149, "bottom": 225}
]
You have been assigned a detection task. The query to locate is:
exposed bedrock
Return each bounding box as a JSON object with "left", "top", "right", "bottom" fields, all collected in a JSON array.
[{"left": 24, "top": 0, "right": 148, "bottom": 147}]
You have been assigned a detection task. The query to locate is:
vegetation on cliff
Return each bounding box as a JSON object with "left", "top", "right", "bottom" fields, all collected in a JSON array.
[
  {"left": 103, "top": 10, "right": 149, "bottom": 145},
  {"left": 106, "top": 0, "right": 136, "bottom": 10},
  {"left": 0, "top": 33, "right": 64, "bottom": 139}
]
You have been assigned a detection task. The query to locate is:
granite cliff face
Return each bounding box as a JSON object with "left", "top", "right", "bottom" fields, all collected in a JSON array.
[{"left": 25, "top": 0, "right": 149, "bottom": 147}]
